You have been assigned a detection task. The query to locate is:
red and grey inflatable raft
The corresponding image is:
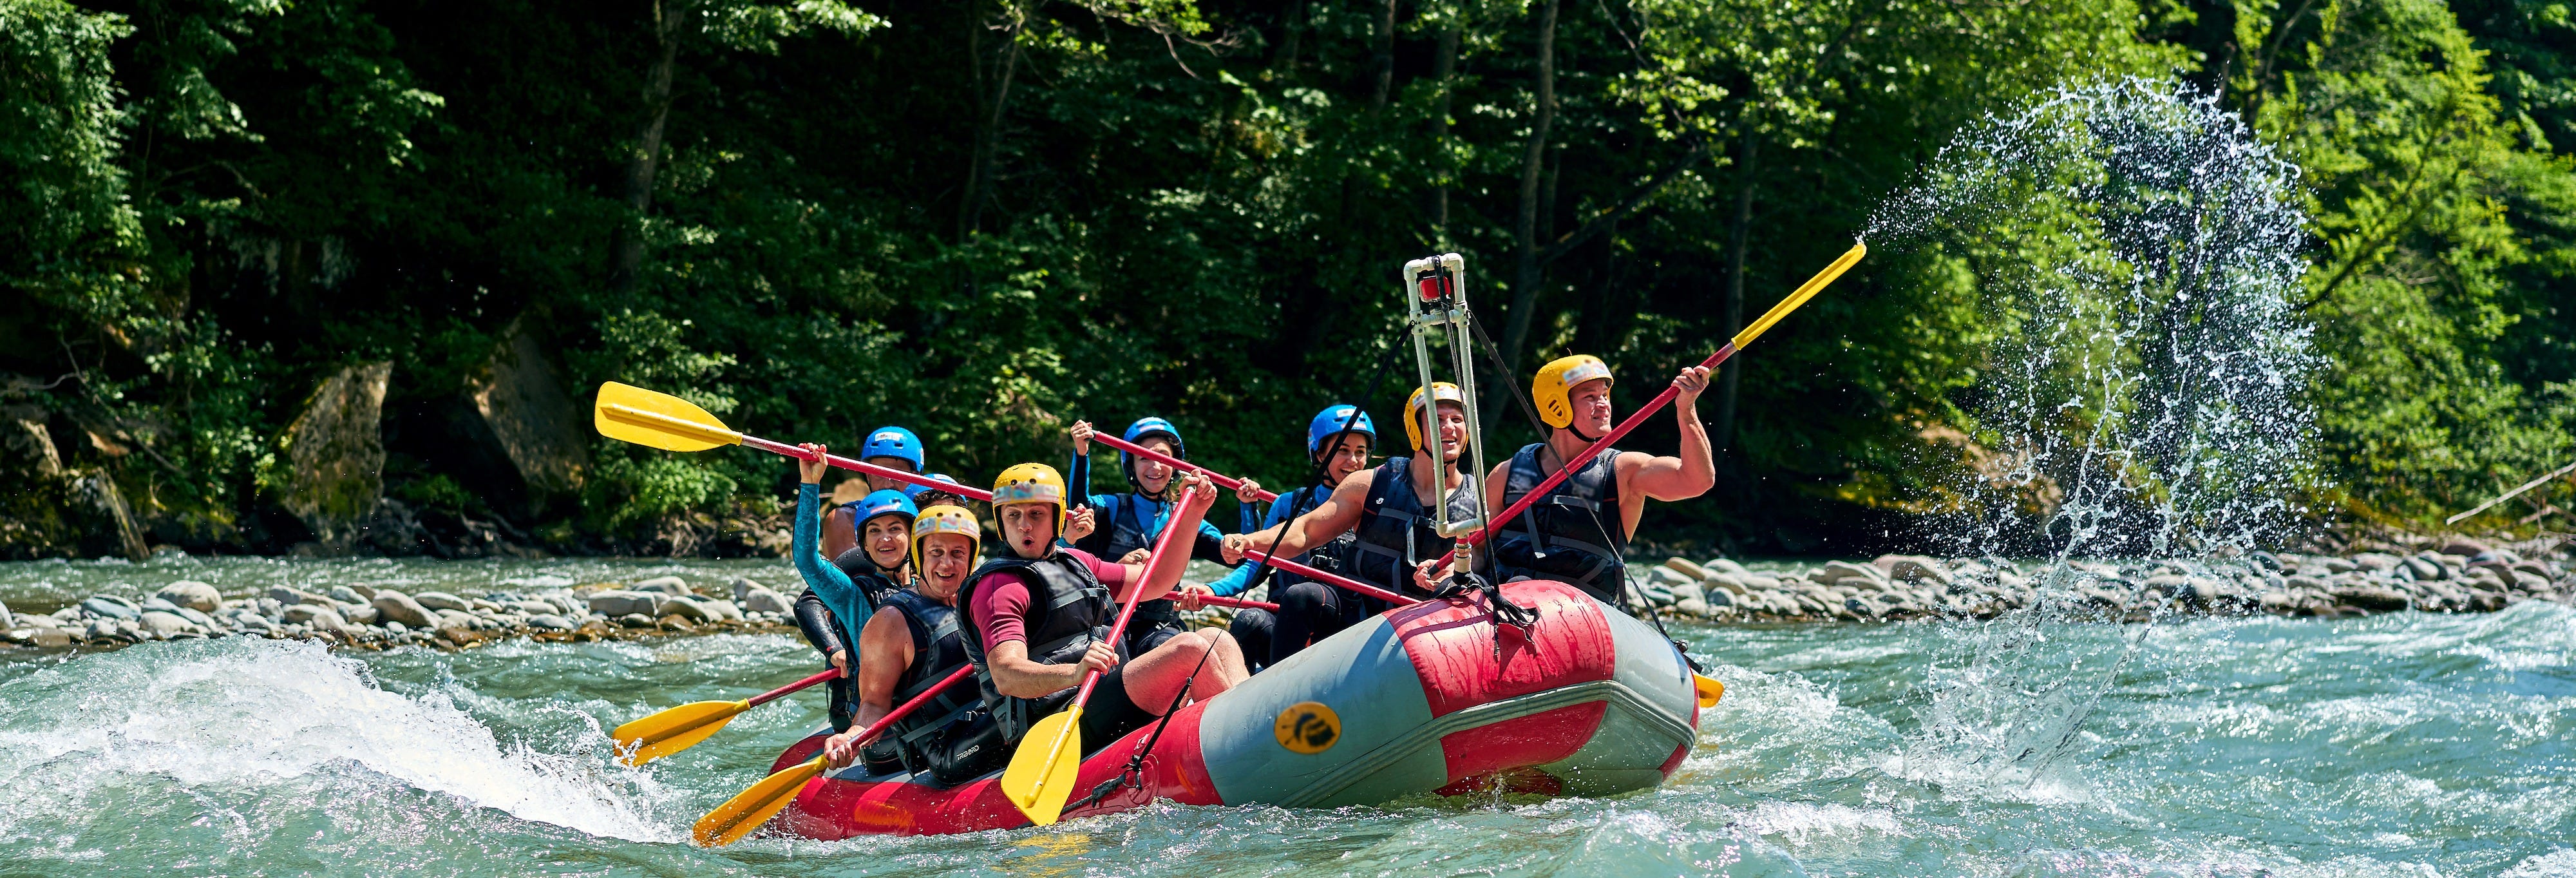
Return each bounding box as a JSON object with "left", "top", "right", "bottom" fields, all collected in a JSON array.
[{"left": 759, "top": 578, "right": 1701, "bottom": 837}]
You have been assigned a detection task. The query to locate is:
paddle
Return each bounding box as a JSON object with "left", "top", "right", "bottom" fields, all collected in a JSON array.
[
  {"left": 1240, "top": 548, "right": 1414, "bottom": 607},
  {"left": 691, "top": 663, "right": 976, "bottom": 846},
  {"left": 1089, "top": 432, "right": 1280, "bottom": 502},
  {"left": 614, "top": 667, "right": 840, "bottom": 767},
  {"left": 592, "top": 381, "right": 996, "bottom": 501},
  {"left": 1194, "top": 595, "right": 1278, "bottom": 611},
  {"left": 998, "top": 481, "right": 1210, "bottom": 826},
  {"left": 1429, "top": 242, "right": 1866, "bottom": 568}
]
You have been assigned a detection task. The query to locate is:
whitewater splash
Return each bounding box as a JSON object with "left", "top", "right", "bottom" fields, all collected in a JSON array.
[
  {"left": 1862, "top": 79, "right": 2319, "bottom": 796},
  {"left": 0, "top": 638, "right": 683, "bottom": 860}
]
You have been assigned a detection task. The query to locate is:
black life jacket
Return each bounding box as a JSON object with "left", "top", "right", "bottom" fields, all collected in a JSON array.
[
  {"left": 1349, "top": 455, "right": 1481, "bottom": 601},
  {"left": 871, "top": 588, "right": 985, "bottom": 772},
  {"left": 1492, "top": 441, "right": 1628, "bottom": 602},
  {"left": 829, "top": 547, "right": 905, "bottom": 609},
  {"left": 955, "top": 551, "right": 1124, "bottom": 743},
  {"left": 1098, "top": 496, "right": 1186, "bottom": 628},
  {"left": 1265, "top": 483, "right": 1357, "bottom": 588}
]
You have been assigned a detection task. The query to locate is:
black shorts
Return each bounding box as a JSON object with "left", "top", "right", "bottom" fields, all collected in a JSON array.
[{"left": 1075, "top": 664, "right": 1159, "bottom": 750}]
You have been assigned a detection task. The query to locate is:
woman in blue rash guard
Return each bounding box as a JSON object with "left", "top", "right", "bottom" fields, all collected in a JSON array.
[
  {"left": 1063, "top": 416, "right": 1261, "bottom": 654},
  {"left": 788, "top": 449, "right": 916, "bottom": 732},
  {"left": 1215, "top": 405, "right": 1376, "bottom": 671}
]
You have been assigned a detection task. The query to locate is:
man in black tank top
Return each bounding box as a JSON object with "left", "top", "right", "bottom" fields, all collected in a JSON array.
[
  {"left": 820, "top": 504, "right": 999, "bottom": 784},
  {"left": 1481, "top": 354, "right": 1716, "bottom": 606},
  {"left": 1220, "top": 384, "right": 1481, "bottom": 661}
]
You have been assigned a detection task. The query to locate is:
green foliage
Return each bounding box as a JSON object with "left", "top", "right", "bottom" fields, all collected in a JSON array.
[
  {"left": 2231, "top": 0, "right": 2576, "bottom": 521},
  {"left": 7, "top": 0, "right": 2576, "bottom": 555}
]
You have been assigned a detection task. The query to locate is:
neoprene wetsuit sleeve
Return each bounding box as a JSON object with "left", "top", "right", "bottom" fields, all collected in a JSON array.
[
  {"left": 793, "top": 482, "right": 871, "bottom": 651},
  {"left": 791, "top": 589, "right": 844, "bottom": 657}
]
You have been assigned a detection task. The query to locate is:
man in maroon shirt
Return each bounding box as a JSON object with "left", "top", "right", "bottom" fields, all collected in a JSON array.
[{"left": 957, "top": 463, "right": 1248, "bottom": 752}]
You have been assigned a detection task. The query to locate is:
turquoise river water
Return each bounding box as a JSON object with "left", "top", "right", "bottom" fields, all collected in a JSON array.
[{"left": 1, "top": 556, "right": 2570, "bottom": 876}]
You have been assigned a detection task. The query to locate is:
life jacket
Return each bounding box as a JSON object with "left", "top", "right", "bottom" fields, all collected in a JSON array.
[
  {"left": 1099, "top": 495, "right": 1183, "bottom": 629},
  {"left": 1262, "top": 484, "right": 1356, "bottom": 588},
  {"left": 871, "top": 589, "right": 987, "bottom": 774},
  {"left": 829, "top": 547, "right": 905, "bottom": 609},
  {"left": 1349, "top": 455, "right": 1481, "bottom": 604},
  {"left": 1492, "top": 442, "right": 1628, "bottom": 603},
  {"left": 955, "top": 551, "right": 1124, "bottom": 744}
]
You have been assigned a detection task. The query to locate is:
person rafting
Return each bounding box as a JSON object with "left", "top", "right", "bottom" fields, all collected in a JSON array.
[
  {"left": 1213, "top": 405, "right": 1378, "bottom": 670},
  {"left": 822, "top": 426, "right": 929, "bottom": 563},
  {"left": 817, "top": 503, "right": 1003, "bottom": 785},
  {"left": 1484, "top": 355, "right": 1715, "bottom": 606},
  {"left": 790, "top": 452, "right": 918, "bottom": 732},
  {"left": 1064, "top": 417, "right": 1258, "bottom": 654},
  {"left": 958, "top": 463, "right": 1248, "bottom": 756},
  {"left": 1218, "top": 384, "right": 1481, "bottom": 659},
  {"left": 904, "top": 472, "right": 972, "bottom": 511}
]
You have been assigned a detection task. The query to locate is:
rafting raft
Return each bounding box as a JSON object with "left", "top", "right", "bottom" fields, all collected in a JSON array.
[{"left": 760, "top": 578, "right": 1701, "bottom": 837}]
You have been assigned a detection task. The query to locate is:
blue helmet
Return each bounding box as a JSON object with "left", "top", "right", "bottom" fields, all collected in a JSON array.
[
  {"left": 1305, "top": 405, "right": 1376, "bottom": 457},
  {"left": 848, "top": 490, "right": 919, "bottom": 530},
  {"left": 1119, "top": 417, "right": 1186, "bottom": 487},
  {"left": 859, "top": 426, "right": 923, "bottom": 472},
  {"left": 900, "top": 472, "right": 965, "bottom": 501}
]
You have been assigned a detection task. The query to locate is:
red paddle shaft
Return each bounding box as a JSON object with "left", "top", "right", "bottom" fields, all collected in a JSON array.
[
  {"left": 1193, "top": 595, "right": 1278, "bottom": 611},
  {"left": 838, "top": 664, "right": 975, "bottom": 749},
  {"left": 740, "top": 435, "right": 992, "bottom": 502},
  {"left": 1073, "top": 483, "right": 1211, "bottom": 706},
  {"left": 1090, "top": 433, "right": 1280, "bottom": 502},
  {"left": 747, "top": 667, "right": 842, "bottom": 709},
  {"left": 1241, "top": 548, "right": 1414, "bottom": 607},
  {"left": 1428, "top": 342, "right": 1737, "bottom": 568}
]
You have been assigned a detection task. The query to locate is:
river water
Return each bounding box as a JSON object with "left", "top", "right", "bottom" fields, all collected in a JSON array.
[{"left": 3, "top": 556, "right": 2570, "bottom": 876}]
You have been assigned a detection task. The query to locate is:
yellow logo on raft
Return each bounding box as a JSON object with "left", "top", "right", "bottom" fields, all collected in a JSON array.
[{"left": 1273, "top": 701, "right": 1340, "bottom": 754}]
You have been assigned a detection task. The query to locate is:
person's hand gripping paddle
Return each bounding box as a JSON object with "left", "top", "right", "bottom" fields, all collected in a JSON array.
[
  {"left": 998, "top": 479, "right": 1211, "bottom": 826},
  {"left": 611, "top": 667, "right": 840, "bottom": 766},
  {"left": 690, "top": 665, "right": 976, "bottom": 846}
]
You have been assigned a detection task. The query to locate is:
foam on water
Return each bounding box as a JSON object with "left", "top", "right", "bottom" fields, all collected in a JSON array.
[{"left": 0, "top": 638, "right": 683, "bottom": 859}]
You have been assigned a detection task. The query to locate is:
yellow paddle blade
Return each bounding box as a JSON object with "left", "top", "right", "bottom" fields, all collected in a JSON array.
[
  {"left": 594, "top": 381, "right": 741, "bottom": 452},
  {"left": 693, "top": 756, "right": 826, "bottom": 847},
  {"left": 1732, "top": 242, "right": 1866, "bottom": 350},
  {"left": 999, "top": 705, "right": 1084, "bottom": 826},
  {"left": 612, "top": 699, "right": 749, "bottom": 767},
  {"left": 1695, "top": 673, "right": 1725, "bottom": 709}
]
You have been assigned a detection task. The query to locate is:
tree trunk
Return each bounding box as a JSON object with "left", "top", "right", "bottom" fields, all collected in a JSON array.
[
  {"left": 1427, "top": 26, "right": 1459, "bottom": 238},
  {"left": 1498, "top": 0, "right": 1561, "bottom": 380},
  {"left": 959, "top": 3, "right": 1023, "bottom": 242},
  {"left": 1713, "top": 130, "right": 1759, "bottom": 452},
  {"left": 609, "top": 0, "right": 681, "bottom": 293},
  {"left": 1274, "top": 0, "right": 1307, "bottom": 72},
  {"left": 1369, "top": 0, "right": 1396, "bottom": 111}
]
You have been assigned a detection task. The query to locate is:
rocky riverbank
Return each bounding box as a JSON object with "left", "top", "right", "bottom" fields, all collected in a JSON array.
[
  {"left": 8, "top": 535, "right": 2570, "bottom": 654},
  {"left": 0, "top": 575, "right": 805, "bottom": 651},
  {"left": 1628, "top": 535, "right": 2575, "bottom": 622}
]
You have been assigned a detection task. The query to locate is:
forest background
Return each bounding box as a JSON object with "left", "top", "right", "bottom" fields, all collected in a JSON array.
[{"left": 5, "top": 0, "right": 2574, "bottom": 558}]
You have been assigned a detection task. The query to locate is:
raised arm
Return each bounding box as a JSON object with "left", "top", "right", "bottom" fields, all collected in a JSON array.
[
  {"left": 1222, "top": 469, "right": 1371, "bottom": 564},
  {"left": 1112, "top": 474, "right": 1216, "bottom": 602},
  {"left": 1628, "top": 366, "right": 1716, "bottom": 501},
  {"left": 791, "top": 444, "right": 871, "bottom": 624}
]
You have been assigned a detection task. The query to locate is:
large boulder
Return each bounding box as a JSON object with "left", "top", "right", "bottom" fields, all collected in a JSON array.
[
  {"left": 630, "top": 577, "right": 694, "bottom": 596},
  {"left": 412, "top": 591, "right": 473, "bottom": 613},
  {"left": 156, "top": 581, "right": 223, "bottom": 613},
  {"left": 1873, "top": 555, "right": 1951, "bottom": 586},
  {"left": 2330, "top": 584, "right": 2414, "bottom": 613},
  {"left": 468, "top": 322, "right": 591, "bottom": 497},
  {"left": 587, "top": 590, "right": 665, "bottom": 618},
  {"left": 268, "top": 586, "right": 330, "bottom": 606},
  {"left": 80, "top": 595, "right": 140, "bottom": 621},
  {"left": 661, "top": 595, "right": 714, "bottom": 622},
  {"left": 370, "top": 590, "right": 438, "bottom": 628},
  {"left": 1817, "top": 560, "right": 1888, "bottom": 590},
  {"left": 739, "top": 585, "right": 792, "bottom": 615},
  {"left": 138, "top": 611, "right": 196, "bottom": 637},
  {"left": 699, "top": 598, "right": 743, "bottom": 622},
  {"left": 277, "top": 361, "right": 393, "bottom": 551},
  {"left": 281, "top": 604, "right": 348, "bottom": 631}
]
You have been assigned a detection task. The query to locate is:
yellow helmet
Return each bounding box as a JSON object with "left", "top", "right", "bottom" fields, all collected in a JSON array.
[
  {"left": 1403, "top": 382, "right": 1466, "bottom": 452},
  {"left": 990, "top": 463, "right": 1068, "bottom": 534},
  {"left": 911, "top": 504, "right": 982, "bottom": 572},
  {"left": 1533, "top": 354, "right": 1613, "bottom": 429}
]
